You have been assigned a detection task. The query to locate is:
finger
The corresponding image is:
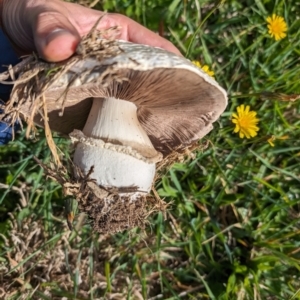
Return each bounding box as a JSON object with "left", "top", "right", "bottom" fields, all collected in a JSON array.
[{"left": 29, "top": 10, "right": 81, "bottom": 62}]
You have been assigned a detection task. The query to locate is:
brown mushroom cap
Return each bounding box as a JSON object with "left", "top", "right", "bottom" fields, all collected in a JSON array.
[{"left": 19, "top": 41, "right": 227, "bottom": 156}]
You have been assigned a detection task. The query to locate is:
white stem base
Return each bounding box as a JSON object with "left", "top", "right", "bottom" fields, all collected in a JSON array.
[{"left": 73, "top": 136, "right": 156, "bottom": 192}]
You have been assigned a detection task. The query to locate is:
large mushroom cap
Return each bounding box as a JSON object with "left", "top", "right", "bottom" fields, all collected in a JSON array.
[{"left": 17, "top": 40, "right": 227, "bottom": 156}]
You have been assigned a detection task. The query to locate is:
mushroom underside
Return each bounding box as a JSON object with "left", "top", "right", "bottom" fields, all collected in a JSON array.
[{"left": 20, "top": 67, "right": 225, "bottom": 156}]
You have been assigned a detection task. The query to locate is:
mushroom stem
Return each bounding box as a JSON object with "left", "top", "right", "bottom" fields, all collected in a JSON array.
[{"left": 71, "top": 97, "right": 162, "bottom": 193}]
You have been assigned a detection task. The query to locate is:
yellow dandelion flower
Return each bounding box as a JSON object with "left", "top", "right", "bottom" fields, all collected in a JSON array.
[
  {"left": 192, "top": 60, "right": 202, "bottom": 68},
  {"left": 200, "top": 65, "right": 215, "bottom": 77},
  {"left": 232, "top": 105, "right": 259, "bottom": 139},
  {"left": 192, "top": 60, "right": 215, "bottom": 77},
  {"left": 266, "top": 14, "right": 287, "bottom": 41}
]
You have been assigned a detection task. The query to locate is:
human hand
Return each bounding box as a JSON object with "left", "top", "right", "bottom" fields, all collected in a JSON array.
[{"left": 0, "top": 0, "right": 181, "bottom": 62}]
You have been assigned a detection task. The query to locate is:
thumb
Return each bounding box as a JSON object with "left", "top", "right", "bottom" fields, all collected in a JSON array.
[{"left": 32, "top": 11, "right": 80, "bottom": 62}]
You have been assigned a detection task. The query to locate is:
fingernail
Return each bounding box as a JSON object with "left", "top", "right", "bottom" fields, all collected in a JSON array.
[{"left": 45, "top": 29, "right": 73, "bottom": 45}]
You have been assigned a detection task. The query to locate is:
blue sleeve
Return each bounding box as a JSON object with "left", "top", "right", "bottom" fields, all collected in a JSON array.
[{"left": 0, "top": 30, "right": 20, "bottom": 145}]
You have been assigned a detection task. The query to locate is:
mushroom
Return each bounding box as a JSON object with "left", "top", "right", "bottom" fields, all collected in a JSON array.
[{"left": 2, "top": 39, "right": 227, "bottom": 233}]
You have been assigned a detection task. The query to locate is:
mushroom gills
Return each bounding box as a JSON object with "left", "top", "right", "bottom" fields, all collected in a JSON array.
[{"left": 71, "top": 97, "right": 162, "bottom": 193}]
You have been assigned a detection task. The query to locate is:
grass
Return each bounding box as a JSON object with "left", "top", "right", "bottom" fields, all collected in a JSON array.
[{"left": 1, "top": 0, "right": 300, "bottom": 299}]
